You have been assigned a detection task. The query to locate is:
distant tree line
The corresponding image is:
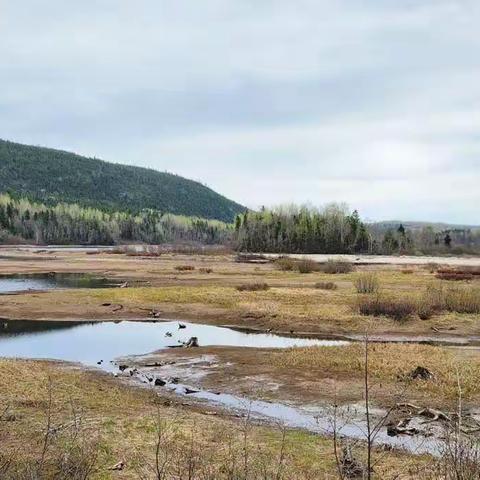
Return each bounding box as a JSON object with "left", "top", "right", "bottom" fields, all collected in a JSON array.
[
  {"left": 2, "top": 193, "right": 478, "bottom": 255},
  {"left": 0, "top": 194, "right": 231, "bottom": 245},
  {"left": 233, "top": 205, "right": 480, "bottom": 255},
  {"left": 370, "top": 223, "right": 480, "bottom": 255},
  {"left": 234, "top": 204, "right": 372, "bottom": 253}
]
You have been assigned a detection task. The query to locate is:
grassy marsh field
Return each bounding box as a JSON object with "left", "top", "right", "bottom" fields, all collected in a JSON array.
[{"left": 0, "top": 247, "right": 479, "bottom": 478}]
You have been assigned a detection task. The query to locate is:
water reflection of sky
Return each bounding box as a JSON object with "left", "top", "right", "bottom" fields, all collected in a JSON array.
[
  {"left": 0, "top": 274, "right": 119, "bottom": 293},
  {"left": 0, "top": 321, "right": 347, "bottom": 370},
  {"left": 0, "top": 277, "right": 57, "bottom": 292}
]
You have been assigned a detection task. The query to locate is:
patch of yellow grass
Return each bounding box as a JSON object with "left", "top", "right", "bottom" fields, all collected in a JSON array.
[{"left": 275, "top": 343, "right": 480, "bottom": 401}]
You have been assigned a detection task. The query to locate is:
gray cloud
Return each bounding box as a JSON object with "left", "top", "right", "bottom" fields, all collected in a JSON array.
[{"left": 0, "top": 0, "right": 479, "bottom": 223}]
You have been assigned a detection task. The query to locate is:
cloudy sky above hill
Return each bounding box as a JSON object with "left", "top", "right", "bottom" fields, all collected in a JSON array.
[{"left": 1, "top": 1, "right": 479, "bottom": 223}]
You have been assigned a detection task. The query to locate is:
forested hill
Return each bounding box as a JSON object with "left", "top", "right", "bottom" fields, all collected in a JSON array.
[{"left": 0, "top": 139, "right": 245, "bottom": 222}]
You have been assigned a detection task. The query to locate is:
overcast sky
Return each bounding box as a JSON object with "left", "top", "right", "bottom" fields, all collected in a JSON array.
[{"left": 1, "top": 1, "right": 479, "bottom": 224}]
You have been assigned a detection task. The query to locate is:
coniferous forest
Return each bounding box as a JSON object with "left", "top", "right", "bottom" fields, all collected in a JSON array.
[{"left": 234, "top": 204, "right": 372, "bottom": 254}]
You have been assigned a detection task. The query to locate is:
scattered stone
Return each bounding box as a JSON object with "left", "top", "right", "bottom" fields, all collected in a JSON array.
[
  {"left": 97, "top": 360, "right": 103, "bottom": 365},
  {"left": 101, "top": 302, "right": 112, "bottom": 307},
  {"left": 118, "top": 365, "right": 129, "bottom": 372},
  {"left": 178, "top": 323, "right": 186, "bottom": 329},
  {"left": 165, "top": 332, "right": 173, "bottom": 337},
  {"left": 154, "top": 378, "right": 166, "bottom": 387},
  {"left": 169, "top": 377, "right": 179, "bottom": 384}
]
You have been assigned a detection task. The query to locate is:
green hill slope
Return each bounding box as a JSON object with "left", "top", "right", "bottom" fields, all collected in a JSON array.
[{"left": 0, "top": 139, "right": 245, "bottom": 222}]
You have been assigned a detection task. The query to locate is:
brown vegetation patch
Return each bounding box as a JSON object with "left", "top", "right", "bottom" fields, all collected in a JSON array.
[
  {"left": 354, "top": 273, "right": 379, "bottom": 294},
  {"left": 175, "top": 265, "right": 196, "bottom": 271},
  {"left": 274, "top": 343, "right": 480, "bottom": 402},
  {"left": 236, "top": 282, "right": 270, "bottom": 292},
  {"left": 314, "top": 281, "right": 338, "bottom": 290},
  {"left": 357, "top": 295, "right": 417, "bottom": 321},
  {"left": 322, "top": 259, "right": 354, "bottom": 274}
]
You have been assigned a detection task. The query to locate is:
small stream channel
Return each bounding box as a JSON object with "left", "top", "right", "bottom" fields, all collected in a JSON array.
[{"left": 0, "top": 319, "right": 444, "bottom": 455}]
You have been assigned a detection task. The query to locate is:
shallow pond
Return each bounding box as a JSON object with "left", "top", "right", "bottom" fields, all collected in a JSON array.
[
  {"left": 0, "top": 320, "right": 346, "bottom": 371},
  {"left": 0, "top": 273, "right": 122, "bottom": 294}
]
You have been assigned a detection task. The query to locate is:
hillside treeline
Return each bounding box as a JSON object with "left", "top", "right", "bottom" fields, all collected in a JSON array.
[
  {"left": 234, "top": 204, "right": 372, "bottom": 253},
  {"left": 0, "top": 194, "right": 230, "bottom": 245},
  {"left": 0, "top": 139, "right": 245, "bottom": 222}
]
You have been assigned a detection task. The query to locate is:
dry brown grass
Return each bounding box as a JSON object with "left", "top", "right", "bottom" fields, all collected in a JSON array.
[
  {"left": 357, "top": 295, "right": 417, "bottom": 321},
  {"left": 274, "top": 257, "right": 322, "bottom": 273},
  {"left": 199, "top": 267, "right": 213, "bottom": 274},
  {"left": 420, "top": 284, "right": 480, "bottom": 315},
  {"left": 436, "top": 272, "right": 474, "bottom": 281},
  {"left": 322, "top": 259, "right": 354, "bottom": 274},
  {"left": 354, "top": 273, "right": 379, "bottom": 294},
  {"left": 297, "top": 258, "right": 322, "bottom": 274},
  {"left": 175, "top": 265, "right": 196, "bottom": 271},
  {"left": 274, "top": 256, "right": 297, "bottom": 271},
  {"left": 314, "top": 281, "right": 338, "bottom": 290},
  {"left": 274, "top": 343, "right": 480, "bottom": 402}
]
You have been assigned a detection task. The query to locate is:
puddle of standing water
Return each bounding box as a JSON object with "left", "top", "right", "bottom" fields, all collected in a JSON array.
[
  {"left": 0, "top": 320, "right": 347, "bottom": 371},
  {"left": 0, "top": 273, "right": 122, "bottom": 294}
]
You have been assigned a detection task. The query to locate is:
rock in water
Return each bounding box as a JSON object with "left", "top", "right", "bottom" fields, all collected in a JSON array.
[{"left": 184, "top": 337, "right": 199, "bottom": 348}]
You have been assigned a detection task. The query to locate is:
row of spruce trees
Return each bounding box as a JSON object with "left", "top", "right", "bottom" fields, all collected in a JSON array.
[{"left": 234, "top": 204, "right": 372, "bottom": 253}]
